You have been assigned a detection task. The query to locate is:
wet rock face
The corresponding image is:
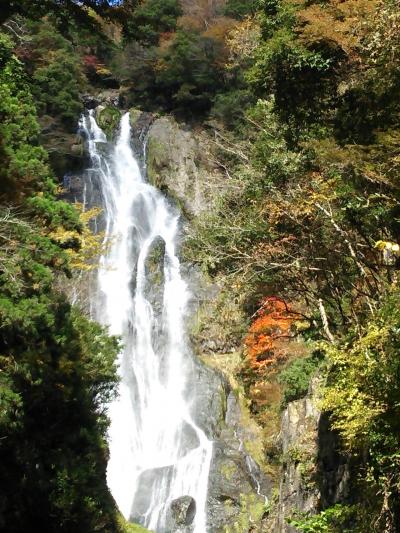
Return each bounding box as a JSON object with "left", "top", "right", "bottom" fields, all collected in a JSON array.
[
  {"left": 39, "top": 115, "right": 85, "bottom": 178},
  {"left": 81, "top": 94, "right": 101, "bottom": 109},
  {"left": 207, "top": 444, "right": 259, "bottom": 528},
  {"left": 95, "top": 89, "right": 121, "bottom": 107},
  {"left": 130, "top": 466, "right": 175, "bottom": 524},
  {"left": 206, "top": 392, "right": 272, "bottom": 532},
  {"left": 186, "top": 360, "right": 229, "bottom": 441},
  {"left": 180, "top": 359, "right": 272, "bottom": 532},
  {"left": 167, "top": 496, "right": 196, "bottom": 532}
]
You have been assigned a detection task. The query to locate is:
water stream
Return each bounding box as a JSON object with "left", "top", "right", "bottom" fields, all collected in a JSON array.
[{"left": 80, "top": 111, "right": 213, "bottom": 532}]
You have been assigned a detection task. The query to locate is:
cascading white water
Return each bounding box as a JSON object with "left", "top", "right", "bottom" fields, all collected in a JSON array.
[{"left": 80, "top": 111, "right": 213, "bottom": 532}]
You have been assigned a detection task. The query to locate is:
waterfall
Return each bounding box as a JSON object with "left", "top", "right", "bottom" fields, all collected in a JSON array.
[{"left": 80, "top": 111, "right": 213, "bottom": 532}]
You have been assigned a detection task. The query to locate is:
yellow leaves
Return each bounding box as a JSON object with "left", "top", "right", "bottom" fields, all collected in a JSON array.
[
  {"left": 226, "top": 17, "right": 261, "bottom": 68},
  {"left": 321, "top": 323, "right": 390, "bottom": 450},
  {"left": 296, "top": 0, "right": 378, "bottom": 60},
  {"left": 374, "top": 241, "right": 400, "bottom": 254},
  {"left": 95, "top": 65, "right": 112, "bottom": 77},
  {"left": 48, "top": 227, "right": 79, "bottom": 245},
  {"left": 49, "top": 203, "right": 106, "bottom": 271},
  {"left": 375, "top": 240, "right": 400, "bottom": 266},
  {"left": 203, "top": 17, "right": 237, "bottom": 42},
  {"left": 266, "top": 172, "right": 337, "bottom": 226}
]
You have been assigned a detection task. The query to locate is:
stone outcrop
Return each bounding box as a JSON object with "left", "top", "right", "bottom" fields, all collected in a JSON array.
[
  {"left": 146, "top": 115, "right": 225, "bottom": 217},
  {"left": 166, "top": 496, "right": 196, "bottom": 533},
  {"left": 39, "top": 115, "right": 85, "bottom": 178},
  {"left": 273, "top": 381, "right": 321, "bottom": 532},
  {"left": 268, "top": 378, "right": 350, "bottom": 532},
  {"left": 181, "top": 358, "right": 272, "bottom": 531},
  {"left": 206, "top": 391, "right": 272, "bottom": 532}
]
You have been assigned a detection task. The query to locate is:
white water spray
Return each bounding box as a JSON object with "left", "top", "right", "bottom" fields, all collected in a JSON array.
[{"left": 81, "top": 111, "right": 213, "bottom": 532}]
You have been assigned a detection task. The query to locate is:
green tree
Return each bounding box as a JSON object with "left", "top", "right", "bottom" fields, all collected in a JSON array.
[
  {"left": 25, "top": 21, "right": 84, "bottom": 129},
  {"left": 0, "top": 33, "right": 54, "bottom": 200},
  {"left": 223, "top": 0, "right": 258, "bottom": 19},
  {"left": 0, "top": 32, "right": 122, "bottom": 532},
  {"left": 156, "top": 30, "right": 225, "bottom": 114},
  {"left": 320, "top": 289, "right": 400, "bottom": 530},
  {"left": 124, "top": 0, "right": 183, "bottom": 45},
  {"left": 0, "top": 0, "right": 124, "bottom": 27}
]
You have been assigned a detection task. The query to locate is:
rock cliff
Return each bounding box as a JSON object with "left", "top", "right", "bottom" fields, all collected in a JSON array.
[{"left": 67, "top": 100, "right": 349, "bottom": 532}]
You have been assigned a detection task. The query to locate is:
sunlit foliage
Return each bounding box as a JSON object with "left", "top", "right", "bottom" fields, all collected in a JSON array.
[
  {"left": 244, "top": 297, "right": 302, "bottom": 371},
  {"left": 0, "top": 31, "right": 121, "bottom": 532}
]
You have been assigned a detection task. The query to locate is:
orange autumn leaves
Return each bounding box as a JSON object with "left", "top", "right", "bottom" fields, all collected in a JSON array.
[{"left": 244, "top": 297, "right": 302, "bottom": 371}]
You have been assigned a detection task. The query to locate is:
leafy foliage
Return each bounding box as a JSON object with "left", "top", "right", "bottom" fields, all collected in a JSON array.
[
  {"left": 180, "top": 1, "right": 400, "bottom": 527},
  {"left": 0, "top": 31, "right": 122, "bottom": 532},
  {"left": 0, "top": 34, "right": 53, "bottom": 200},
  {"left": 124, "top": 0, "right": 183, "bottom": 45},
  {"left": 223, "top": 0, "right": 258, "bottom": 19},
  {"left": 287, "top": 504, "right": 356, "bottom": 533},
  {"left": 244, "top": 297, "right": 302, "bottom": 371},
  {"left": 320, "top": 291, "right": 400, "bottom": 531},
  {"left": 156, "top": 30, "right": 225, "bottom": 113},
  {"left": 0, "top": 0, "right": 124, "bottom": 28},
  {"left": 279, "top": 352, "right": 322, "bottom": 406},
  {"left": 26, "top": 21, "right": 84, "bottom": 128}
]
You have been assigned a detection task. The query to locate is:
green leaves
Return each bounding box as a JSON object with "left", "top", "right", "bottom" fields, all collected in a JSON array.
[
  {"left": 124, "top": 0, "right": 183, "bottom": 45},
  {"left": 246, "top": 97, "right": 302, "bottom": 185},
  {"left": 28, "top": 22, "right": 84, "bottom": 128},
  {"left": 279, "top": 351, "right": 323, "bottom": 406},
  {"left": 156, "top": 30, "right": 225, "bottom": 113},
  {"left": 319, "top": 290, "right": 400, "bottom": 529},
  {"left": 287, "top": 504, "right": 356, "bottom": 533},
  {"left": 0, "top": 43, "right": 52, "bottom": 199},
  {"left": 0, "top": 32, "right": 121, "bottom": 532}
]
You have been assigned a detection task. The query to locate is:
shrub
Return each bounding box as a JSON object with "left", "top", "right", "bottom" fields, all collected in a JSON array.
[
  {"left": 287, "top": 504, "right": 356, "bottom": 533},
  {"left": 279, "top": 352, "right": 322, "bottom": 406}
]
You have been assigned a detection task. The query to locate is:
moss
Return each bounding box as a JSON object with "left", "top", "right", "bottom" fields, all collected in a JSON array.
[
  {"left": 146, "top": 137, "right": 168, "bottom": 187},
  {"left": 223, "top": 493, "right": 266, "bottom": 532},
  {"left": 118, "top": 514, "right": 153, "bottom": 532},
  {"left": 97, "top": 106, "right": 121, "bottom": 139},
  {"left": 146, "top": 136, "right": 190, "bottom": 216},
  {"left": 129, "top": 107, "right": 142, "bottom": 127},
  {"left": 282, "top": 426, "right": 318, "bottom": 490},
  {"left": 220, "top": 461, "right": 237, "bottom": 482},
  {"left": 145, "top": 237, "right": 165, "bottom": 286}
]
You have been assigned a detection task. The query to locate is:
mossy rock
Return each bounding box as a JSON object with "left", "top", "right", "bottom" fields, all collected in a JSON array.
[
  {"left": 146, "top": 137, "right": 169, "bottom": 188},
  {"left": 223, "top": 493, "right": 266, "bottom": 533},
  {"left": 129, "top": 107, "right": 142, "bottom": 127},
  {"left": 123, "top": 524, "right": 152, "bottom": 533},
  {"left": 97, "top": 106, "right": 121, "bottom": 138},
  {"left": 118, "top": 514, "right": 152, "bottom": 532}
]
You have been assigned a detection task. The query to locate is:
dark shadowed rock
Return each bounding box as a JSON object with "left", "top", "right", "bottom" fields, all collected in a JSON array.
[
  {"left": 81, "top": 93, "right": 101, "bottom": 109},
  {"left": 268, "top": 377, "right": 351, "bottom": 532}
]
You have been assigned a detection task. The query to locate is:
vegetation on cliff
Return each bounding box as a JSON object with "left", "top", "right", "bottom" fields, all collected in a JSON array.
[
  {"left": 1, "top": 0, "right": 400, "bottom": 531},
  {"left": 114, "top": 0, "right": 399, "bottom": 530},
  {"left": 0, "top": 22, "right": 123, "bottom": 533}
]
